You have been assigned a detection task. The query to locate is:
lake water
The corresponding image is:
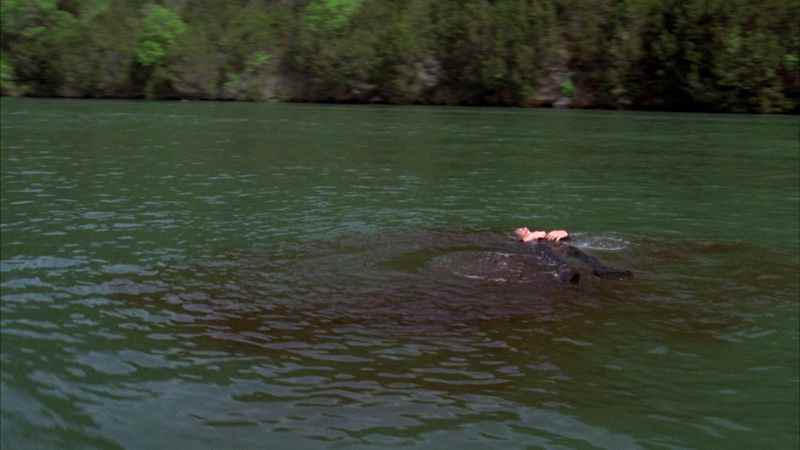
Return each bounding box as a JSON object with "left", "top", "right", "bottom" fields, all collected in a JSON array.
[{"left": 1, "top": 98, "right": 798, "bottom": 449}]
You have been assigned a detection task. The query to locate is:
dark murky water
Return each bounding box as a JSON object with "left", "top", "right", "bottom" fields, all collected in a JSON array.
[{"left": 1, "top": 98, "right": 798, "bottom": 449}]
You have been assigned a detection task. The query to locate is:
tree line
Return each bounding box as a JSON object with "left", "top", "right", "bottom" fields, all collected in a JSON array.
[{"left": 2, "top": 0, "right": 798, "bottom": 112}]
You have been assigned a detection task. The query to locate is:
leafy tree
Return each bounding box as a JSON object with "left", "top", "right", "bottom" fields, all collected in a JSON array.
[
  {"left": 135, "top": 4, "right": 186, "bottom": 67},
  {"left": 0, "top": 0, "right": 76, "bottom": 94},
  {"left": 304, "top": 0, "right": 363, "bottom": 33},
  {"left": 0, "top": 53, "right": 21, "bottom": 95},
  {"left": 53, "top": 1, "right": 138, "bottom": 97},
  {"left": 0, "top": 0, "right": 796, "bottom": 111}
]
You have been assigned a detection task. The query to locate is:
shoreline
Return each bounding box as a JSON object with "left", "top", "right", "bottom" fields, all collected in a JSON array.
[{"left": 3, "top": 95, "right": 797, "bottom": 116}]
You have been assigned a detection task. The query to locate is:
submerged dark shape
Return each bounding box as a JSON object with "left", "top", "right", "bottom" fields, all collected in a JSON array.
[
  {"left": 425, "top": 239, "right": 632, "bottom": 288},
  {"left": 106, "top": 231, "right": 781, "bottom": 356},
  {"left": 521, "top": 241, "right": 634, "bottom": 283}
]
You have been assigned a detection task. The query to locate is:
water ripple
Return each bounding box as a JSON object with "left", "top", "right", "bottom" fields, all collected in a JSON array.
[{"left": 2, "top": 100, "right": 798, "bottom": 450}]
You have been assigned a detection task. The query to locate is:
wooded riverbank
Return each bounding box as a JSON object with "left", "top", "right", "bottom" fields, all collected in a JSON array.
[{"left": 2, "top": 0, "right": 798, "bottom": 113}]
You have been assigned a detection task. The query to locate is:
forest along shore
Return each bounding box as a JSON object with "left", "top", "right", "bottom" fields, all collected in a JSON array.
[{"left": 1, "top": 0, "right": 798, "bottom": 113}]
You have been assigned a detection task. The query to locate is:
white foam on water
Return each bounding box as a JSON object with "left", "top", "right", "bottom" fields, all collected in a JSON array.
[{"left": 571, "top": 234, "right": 630, "bottom": 251}]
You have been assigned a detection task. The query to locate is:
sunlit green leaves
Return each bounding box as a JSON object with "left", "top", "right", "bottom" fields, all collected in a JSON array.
[
  {"left": 135, "top": 4, "right": 186, "bottom": 67},
  {"left": 304, "top": 0, "right": 363, "bottom": 33}
]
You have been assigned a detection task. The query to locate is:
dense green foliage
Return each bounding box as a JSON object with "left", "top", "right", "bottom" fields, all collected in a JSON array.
[
  {"left": 1, "top": 0, "right": 798, "bottom": 112},
  {"left": 135, "top": 4, "right": 186, "bottom": 67}
]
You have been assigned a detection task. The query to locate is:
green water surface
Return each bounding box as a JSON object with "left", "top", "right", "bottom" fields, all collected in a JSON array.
[{"left": 1, "top": 98, "right": 798, "bottom": 450}]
